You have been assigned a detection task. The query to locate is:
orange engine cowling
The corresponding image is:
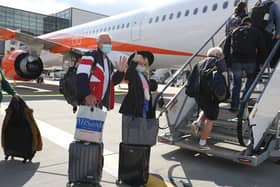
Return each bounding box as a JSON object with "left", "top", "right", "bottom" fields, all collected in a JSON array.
[{"left": 2, "top": 50, "right": 43, "bottom": 81}]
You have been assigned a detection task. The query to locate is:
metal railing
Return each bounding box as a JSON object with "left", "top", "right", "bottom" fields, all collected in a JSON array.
[
  {"left": 154, "top": 16, "right": 231, "bottom": 108},
  {"left": 237, "top": 40, "right": 280, "bottom": 146}
]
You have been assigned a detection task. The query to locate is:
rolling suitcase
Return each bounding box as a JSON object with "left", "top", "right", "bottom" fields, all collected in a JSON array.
[
  {"left": 67, "top": 141, "right": 103, "bottom": 186},
  {"left": 116, "top": 143, "right": 150, "bottom": 186},
  {"left": 1, "top": 97, "right": 42, "bottom": 163}
]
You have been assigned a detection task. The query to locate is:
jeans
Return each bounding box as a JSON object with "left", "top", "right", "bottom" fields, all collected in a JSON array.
[{"left": 231, "top": 63, "right": 256, "bottom": 110}]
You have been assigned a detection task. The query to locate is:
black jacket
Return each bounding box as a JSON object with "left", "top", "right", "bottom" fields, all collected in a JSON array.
[
  {"left": 119, "top": 61, "right": 157, "bottom": 119},
  {"left": 224, "top": 25, "right": 266, "bottom": 65}
]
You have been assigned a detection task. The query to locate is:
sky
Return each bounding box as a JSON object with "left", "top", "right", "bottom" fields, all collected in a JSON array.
[{"left": 0, "top": 0, "right": 177, "bottom": 16}]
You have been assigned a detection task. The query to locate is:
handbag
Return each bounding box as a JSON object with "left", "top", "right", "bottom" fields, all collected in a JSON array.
[
  {"left": 122, "top": 115, "right": 159, "bottom": 146},
  {"left": 74, "top": 105, "right": 107, "bottom": 143}
]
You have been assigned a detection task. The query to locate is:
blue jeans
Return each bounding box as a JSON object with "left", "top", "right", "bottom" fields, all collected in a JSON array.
[{"left": 231, "top": 63, "right": 256, "bottom": 110}]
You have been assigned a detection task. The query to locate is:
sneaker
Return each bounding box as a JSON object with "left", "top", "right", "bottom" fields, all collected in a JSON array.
[
  {"left": 199, "top": 144, "right": 210, "bottom": 150},
  {"left": 191, "top": 122, "right": 199, "bottom": 137}
]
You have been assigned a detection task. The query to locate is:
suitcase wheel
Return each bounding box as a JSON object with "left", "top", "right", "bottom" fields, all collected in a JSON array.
[
  {"left": 4, "top": 155, "right": 9, "bottom": 160},
  {"left": 66, "top": 182, "right": 71, "bottom": 187},
  {"left": 116, "top": 179, "right": 121, "bottom": 186}
]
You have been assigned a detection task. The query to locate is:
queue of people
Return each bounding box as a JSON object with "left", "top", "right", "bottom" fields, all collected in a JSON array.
[{"left": 186, "top": 0, "right": 280, "bottom": 148}]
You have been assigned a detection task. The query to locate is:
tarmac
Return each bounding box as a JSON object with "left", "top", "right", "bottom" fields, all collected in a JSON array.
[{"left": 0, "top": 81, "right": 279, "bottom": 187}]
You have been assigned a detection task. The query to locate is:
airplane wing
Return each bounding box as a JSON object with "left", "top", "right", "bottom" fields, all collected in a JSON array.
[{"left": 0, "top": 26, "right": 82, "bottom": 55}]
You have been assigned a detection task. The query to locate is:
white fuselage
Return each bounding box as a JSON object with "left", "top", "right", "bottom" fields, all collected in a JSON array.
[{"left": 40, "top": 0, "right": 257, "bottom": 69}]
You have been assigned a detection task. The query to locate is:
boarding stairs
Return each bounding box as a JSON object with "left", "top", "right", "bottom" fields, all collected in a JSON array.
[{"left": 155, "top": 16, "right": 280, "bottom": 166}]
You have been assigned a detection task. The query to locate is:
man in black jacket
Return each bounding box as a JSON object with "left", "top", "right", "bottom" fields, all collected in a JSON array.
[{"left": 224, "top": 17, "right": 265, "bottom": 111}]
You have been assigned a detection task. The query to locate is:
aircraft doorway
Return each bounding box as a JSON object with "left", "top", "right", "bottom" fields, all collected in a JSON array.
[{"left": 131, "top": 15, "right": 144, "bottom": 41}]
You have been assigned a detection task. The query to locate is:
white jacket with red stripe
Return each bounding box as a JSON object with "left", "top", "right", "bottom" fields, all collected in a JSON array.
[{"left": 76, "top": 49, "right": 124, "bottom": 110}]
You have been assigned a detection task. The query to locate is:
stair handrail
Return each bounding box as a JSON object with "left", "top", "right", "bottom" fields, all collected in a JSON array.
[{"left": 154, "top": 16, "right": 231, "bottom": 107}]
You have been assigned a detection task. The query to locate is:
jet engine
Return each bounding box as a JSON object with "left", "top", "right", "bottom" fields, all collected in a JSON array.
[{"left": 2, "top": 50, "right": 43, "bottom": 81}]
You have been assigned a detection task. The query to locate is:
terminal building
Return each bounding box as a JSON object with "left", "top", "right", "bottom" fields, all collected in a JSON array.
[{"left": 0, "top": 5, "right": 107, "bottom": 57}]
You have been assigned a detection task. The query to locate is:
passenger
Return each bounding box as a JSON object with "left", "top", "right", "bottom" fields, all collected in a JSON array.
[
  {"left": 224, "top": 17, "right": 265, "bottom": 112},
  {"left": 251, "top": 0, "right": 280, "bottom": 67},
  {"left": 119, "top": 51, "right": 157, "bottom": 118},
  {"left": 226, "top": 2, "right": 248, "bottom": 35},
  {"left": 0, "top": 57, "right": 21, "bottom": 103},
  {"left": 190, "top": 47, "right": 227, "bottom": 148},
  {"left": 76, "top": 32, "right": 126, "bottom": 109}
]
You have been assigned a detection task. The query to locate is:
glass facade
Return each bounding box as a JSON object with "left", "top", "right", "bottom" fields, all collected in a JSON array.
[{"left": 0, "top": 6, "right": 70, "bottom": 36}]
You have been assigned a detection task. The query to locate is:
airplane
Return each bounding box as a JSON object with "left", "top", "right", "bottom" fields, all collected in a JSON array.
[{"left": 0, "top": 0, "right": 257, "bottom": 82}]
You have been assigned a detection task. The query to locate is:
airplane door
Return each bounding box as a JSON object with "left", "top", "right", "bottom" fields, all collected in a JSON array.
[{"left": 131, "top": 15, "right": 144, "bottom": 41}]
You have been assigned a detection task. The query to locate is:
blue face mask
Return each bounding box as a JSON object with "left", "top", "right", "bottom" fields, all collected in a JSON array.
[
  {"left": 136, "top": 65, "right": 145, "bottom": 72},
  {"left": 101, "top": 44, "right": 112, "bottom": 54}
]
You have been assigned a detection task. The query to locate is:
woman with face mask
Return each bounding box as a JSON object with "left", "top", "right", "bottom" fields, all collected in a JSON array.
[{"left": 119, "top": 51, "right": 158, "bottom": 119}]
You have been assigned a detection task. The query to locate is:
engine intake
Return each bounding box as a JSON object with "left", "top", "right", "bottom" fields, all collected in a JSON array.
[{"left": 15, "top": 53, "right": 43, "bottom": 79}]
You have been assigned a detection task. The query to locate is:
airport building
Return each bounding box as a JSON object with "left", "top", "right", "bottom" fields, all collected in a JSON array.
[
  {"left": 53, "top": 7, "right": 107, "bottom": 27},
  {"left": 0, "top": 5, "right": 107, "bottom": 56}
]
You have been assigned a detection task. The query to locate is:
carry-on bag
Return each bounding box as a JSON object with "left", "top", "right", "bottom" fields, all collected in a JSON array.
[
  {"left": 74, "top": 105, "right": 107, "bottom": 143},
  {"left": 1, "top": 97, "right": 42, "bottom": 163},
  {"left": 122, "top": 115, "right": 158, "bottom": 146},
  {"left": 67, "top": 141, "right": 103, "bottom": 186},
  {"left": 116, "top": 143, "right": 150, "bottom": 186}
]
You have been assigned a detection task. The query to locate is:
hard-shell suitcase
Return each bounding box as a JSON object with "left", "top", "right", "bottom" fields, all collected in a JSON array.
[
  {"left": 67, "top": 141, "right": 103, "bottom": 186},
  {"left": 116, "top": 143, "right": 150, "bottom": 186}
]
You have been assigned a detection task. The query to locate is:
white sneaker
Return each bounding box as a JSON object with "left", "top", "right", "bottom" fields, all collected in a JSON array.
[{"left": 199, "top": 144, "right": 210, "bottom": 150}]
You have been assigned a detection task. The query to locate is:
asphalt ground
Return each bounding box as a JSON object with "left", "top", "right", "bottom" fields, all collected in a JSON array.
[{"left": 0, "top": 81, "right": 279, "bottom": 187}]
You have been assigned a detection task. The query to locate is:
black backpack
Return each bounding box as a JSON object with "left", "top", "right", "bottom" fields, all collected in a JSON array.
[
  {"left": 200, "top": 60, "right": 230, "bottom": 103},
  {"left": 59, "top": 51, "right": 97, "bottom": 113},
  {"left": 251, "top": 1, "right": 273, "bottom": 29},
  {"left": 231, "top": 26, "right": 251, "bottom": 56}
]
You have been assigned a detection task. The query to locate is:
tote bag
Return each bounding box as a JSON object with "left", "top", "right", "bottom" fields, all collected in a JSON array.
[
  {"left": 74, "top": 106, "right": 107, "bottom": 143},
  {"left": 122, "top": 115, "right": 159, "bottom": 146}
]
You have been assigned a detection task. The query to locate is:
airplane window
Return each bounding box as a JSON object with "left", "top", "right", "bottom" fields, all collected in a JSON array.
[
  {"left": 177, "top": 11, "right": 181, "bottom": 18},
  {"left": 126, "top": 23, "right": 130, "bottom": 28},
  {"left": 212, "top": 3, "right": 218, "bottom": 11},
  {"left": 149, "top": 17, "right": 153, "bottom": 24},
  {"left": 203, "top": 6, "right": 208, "bottom": 13},
  {"left": 112, "top": 26, "right": 115, "bottom": 30},
  {"left": 96, "top": 29, "right": 99, "bottom": 33},
  {"left": 193, "top": 8, "right": 198, "bottom": 15},
  {"left": 121, "top": 24, "right": 125, "bottom": 29},
  {"left": 117, "top": 25, "right": 120, "bottom": 29},
  {"left": 162, "top": 15, "right": 166, "bottom": 21},
  {"left": 185, "top": 10, "right": 189, "bottom": 16},
  {"left": 100, "top": 28, "right": 103, "bottom": 32},
  {"left": 108, "top": 27, "right": 111, "bottom": 31},
  {"left": 104, "top": 28, "right": 107, "bottom": 32},
  {"left": 155, "top": 16, "right": 159, "bottom": 23},
  {"left": 234, "top": 0, "right": 240, "bottom": 7},
  {"left": 223, "top": 1, "right": 229, "bottom": 9},
  {"left": 169, "top": 13, "right": 174, "bottom": 20}
]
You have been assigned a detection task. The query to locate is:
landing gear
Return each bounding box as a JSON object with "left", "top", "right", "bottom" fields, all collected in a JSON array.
[{"left": 36, "top": 76, "right": 44, "bottom": 84}]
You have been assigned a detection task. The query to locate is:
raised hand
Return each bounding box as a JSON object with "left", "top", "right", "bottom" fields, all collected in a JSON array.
[{"left": 115, "top": 56, "right": 127, "bottom": 72}]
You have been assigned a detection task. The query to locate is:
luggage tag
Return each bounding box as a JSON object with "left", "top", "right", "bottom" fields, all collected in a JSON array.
[{"left": 264, "top": 13, "right": 270, "bottom": 21}]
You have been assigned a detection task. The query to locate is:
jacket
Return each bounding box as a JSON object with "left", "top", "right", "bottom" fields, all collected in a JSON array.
[
  {"left": 119, "top": 61, "right": 157, "bottom": 119},
  {"left": 1, "top": 97, "right": 42, "bottom": 153},
  {"left": 0, "top": 70, "right": 16, "bottom": 102},
  {"left": 77, "top": 49, "right": 124, "bottom": 110},
  {"left": 263, "top": 0, "right": 280, "bottom": 35}
]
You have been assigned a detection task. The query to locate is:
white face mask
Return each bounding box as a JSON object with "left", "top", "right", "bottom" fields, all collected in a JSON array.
[
  {"left": 101, "top": 44, "right": 112, "bottom": 54},
  {"left": 136, "top": 65, "right": 145, "bottom": 72}
]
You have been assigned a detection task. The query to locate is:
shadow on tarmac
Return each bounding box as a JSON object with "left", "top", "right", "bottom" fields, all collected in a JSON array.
[
  {"left": 162, "top": 148, "right": 280, "bottom": 187},
  {"left": 0, "top": 159, "right": 39, "bottom": 187}
]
